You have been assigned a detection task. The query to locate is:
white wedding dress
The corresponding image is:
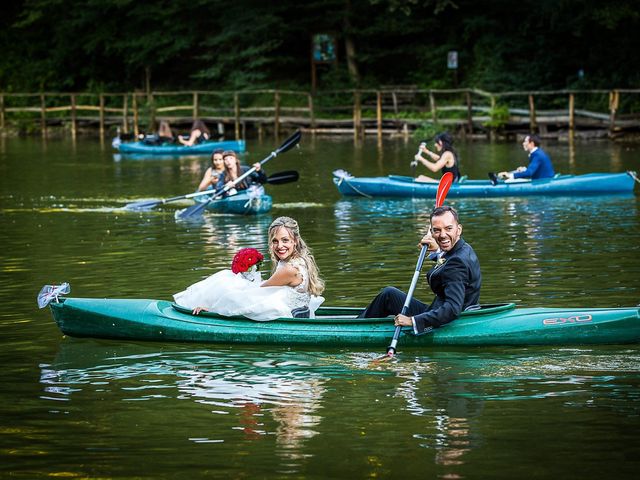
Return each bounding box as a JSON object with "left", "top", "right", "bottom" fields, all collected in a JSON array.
[{"left": 173, "top": 258, "right": 324, "bottom": 321}]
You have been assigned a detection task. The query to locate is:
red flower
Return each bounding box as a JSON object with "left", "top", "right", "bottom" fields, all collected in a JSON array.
[{"left": 231, "top": 248, "right": 264, "bottom": 274}]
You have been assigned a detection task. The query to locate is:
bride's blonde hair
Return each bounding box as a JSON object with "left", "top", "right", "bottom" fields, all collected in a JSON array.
[{"left": 267, "top": 216, "right": 325, "bottom": 295}]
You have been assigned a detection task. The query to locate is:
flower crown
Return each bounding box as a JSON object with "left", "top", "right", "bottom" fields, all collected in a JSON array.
[{"left": 231, "top": 248, "right": 264, "bottom": 274}]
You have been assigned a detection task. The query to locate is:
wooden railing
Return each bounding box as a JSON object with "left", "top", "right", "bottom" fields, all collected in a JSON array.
[{"left": 1, "top": 88, "right": 638, "bottom": 139}]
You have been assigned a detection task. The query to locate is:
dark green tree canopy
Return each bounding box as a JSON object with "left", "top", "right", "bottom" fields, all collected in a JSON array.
[{"left": 1, "top": 0, "right": 638, "bottom": 92}]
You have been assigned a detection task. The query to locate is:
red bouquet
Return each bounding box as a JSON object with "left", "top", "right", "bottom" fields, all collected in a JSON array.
[{"left": 231, "top": 248, "right": 264, "bottom": 274}]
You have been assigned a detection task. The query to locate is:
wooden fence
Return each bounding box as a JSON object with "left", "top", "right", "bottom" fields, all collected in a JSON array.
[{"left": 1, "top": 88, "right": 638, "bottom": 140}]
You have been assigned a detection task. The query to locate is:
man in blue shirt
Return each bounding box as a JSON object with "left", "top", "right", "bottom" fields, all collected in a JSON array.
[{"left": 498, "top": 134, "right": 555, "bottom": 180}]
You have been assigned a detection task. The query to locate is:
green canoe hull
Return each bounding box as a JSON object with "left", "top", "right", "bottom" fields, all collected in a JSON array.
[{"left": 49, "top": 298, "right": 640, "bottom": 347}]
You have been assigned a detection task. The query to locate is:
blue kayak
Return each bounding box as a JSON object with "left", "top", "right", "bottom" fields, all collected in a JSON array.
[
  {"left": 114, "top": 139, "right": 246, "bottom": 155},
  {"left": 333, "top": 171, "right": 637, "bottom": 198},
  {"left": 194, "top": 191, "right": 272, "bottom": 215}
]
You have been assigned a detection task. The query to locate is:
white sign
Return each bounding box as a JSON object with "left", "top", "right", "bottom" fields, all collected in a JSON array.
[{"left": 447, "top": 51, "right": 458, "bottom": 69}]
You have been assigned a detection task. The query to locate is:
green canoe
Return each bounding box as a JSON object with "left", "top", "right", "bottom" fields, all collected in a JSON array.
[{"left": 49, "top": 298, "right": 640, "bottom": 347}]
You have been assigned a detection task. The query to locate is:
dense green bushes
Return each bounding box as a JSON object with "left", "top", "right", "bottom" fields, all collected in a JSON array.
[{"left": 2, "top": 0, "right": 638, "bottom": 93}]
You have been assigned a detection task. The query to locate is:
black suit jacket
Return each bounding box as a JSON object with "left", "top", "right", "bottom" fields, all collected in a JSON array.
[{"left": 413, "top": 238, "right": 481, "bottom": 332}]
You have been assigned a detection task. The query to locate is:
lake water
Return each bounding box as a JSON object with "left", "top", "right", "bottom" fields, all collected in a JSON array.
[{"left": 1, "top": 134, "right": 639, "bottom": 478}]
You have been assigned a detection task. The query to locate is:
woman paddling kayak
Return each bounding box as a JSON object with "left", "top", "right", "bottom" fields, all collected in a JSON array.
[{"left": 413, "top": 132, "right": 461, "bottom": 183}]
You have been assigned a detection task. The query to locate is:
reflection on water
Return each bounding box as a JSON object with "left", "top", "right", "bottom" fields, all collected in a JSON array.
[
  {"left": 40, "top": 344, "right": 355, "bottom": 465},
  {"left": 175, "top": 359, "right": 327, "bottom": 453},
  {"left": 35, "top": 342, "right": 640, "bottom": 477}
]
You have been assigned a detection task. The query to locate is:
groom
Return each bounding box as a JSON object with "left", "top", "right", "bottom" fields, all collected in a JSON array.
[{"left": 358, "top": 206, "right": 482, "bottom": 334}]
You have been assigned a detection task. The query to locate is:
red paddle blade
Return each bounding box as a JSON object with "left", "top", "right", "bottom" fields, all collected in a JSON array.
[{"left": 435, "top": 172, "right": 454, "bottom": 207}]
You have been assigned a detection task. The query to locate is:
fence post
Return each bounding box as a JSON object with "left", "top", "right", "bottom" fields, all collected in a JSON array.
[
  {"left": 234, "top": 93, "right": 240, "bottom": 140},
  {"left": 465, "top": 90, "right": 473, "bottom": 134},
  {"left": 70, "top": 94, "right": 77, "bottom": 140},
  {"left": 353, "top": 90, "right": 361, "bottom": 138},
  {"left": 122, "top": 95, "right": 129, "bottom": 134},
  {"left": 193, "top": 92, "right": 199, "bottom": 119},
  {"left": 308, "top": 93, "right": 315, "bottom": 131},
  {"left": 40, "top": 93, "right": 47, "bottom": 138},
  {"left": 609, "top": 90, "right": 619, "bottom": 133},
  {"left": 376, "top": 91, "right": 383, "bottom": 140},
  {"left": 148, "top": 92, "right": 155, "bottom": 129},
  {"left": 99, "top": 94, "right": 105, "bottom": 138},
  {"left": 133, "top": 93, "right": 139, "bottom": 137},
  {"left": 568, "top": 93, "right": 575, "bottom": 134},
  {"left": 528, "top": 94, "right": 537, "bottom": 133},
  {"left": 274, "top": 90, "right": 281, "bottom": 138},
  {"left": 489, "top": 96, "right": 496, "bottom": 141},
  {"left": 429, "top": 91, "right": 437, "bottom": 123},
  {"left": 391, "top": 92, "right": 398, "bottom": 117}
]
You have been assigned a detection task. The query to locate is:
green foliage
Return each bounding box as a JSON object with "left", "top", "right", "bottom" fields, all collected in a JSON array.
[
  {"left": 1, "top": 0, "right": 639, "bottom": 92},
  {"left": 483, "top": 103, "right": 510, "bottom": 130},
  {"left": 413, "top": 122, "right": 444, "bottom": 141}
]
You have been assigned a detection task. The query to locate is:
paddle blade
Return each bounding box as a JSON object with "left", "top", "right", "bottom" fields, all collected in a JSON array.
[
  {"left": 266, "top": 170, "right": 299, "bottom": 185},
  {"left": 275, "top": 130, "right": 302, "bottom": 155},
  {"left": 369, "top": 352, "right": 396, "bottom": 365},
  {"left": 176, "top": 200, "right": 209, "bottom": 220},
  {"left": 435, "top": 172, "right": 454, "bottom": 207},
  {"left": 125, "top": 199, "right": 162, "bottom": 210}
]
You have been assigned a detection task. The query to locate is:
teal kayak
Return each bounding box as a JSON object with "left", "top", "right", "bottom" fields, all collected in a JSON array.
[
  {"left": 49, "top": 298, "right": 640, "bottom": 347},
  {"left": 333, "top": 171, "right": 637, "bottom": 198},
  {"left": 114, "top": 139, "right": 246, "bottom": 155},
  {"left": 193, "top": 191, "right": 272, "bottom": 215}
]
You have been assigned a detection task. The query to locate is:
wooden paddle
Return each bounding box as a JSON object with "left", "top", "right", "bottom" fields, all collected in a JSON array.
[
  {"left": 175, "top": 131, "right": 302, "bottom": 220},
  {"left": 380, "top": 171, "right": 454, "bottom": 360},
  {"left": 125, "top": 170, "right": 299, "bottom": 211}
]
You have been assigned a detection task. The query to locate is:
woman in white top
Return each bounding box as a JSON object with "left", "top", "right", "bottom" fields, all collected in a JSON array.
[
  {"left": 173, "top": 216, "right": 325, "bottom": 320},
  {"left": 262, "top": 216, "right": 324, "bottom": 317}
]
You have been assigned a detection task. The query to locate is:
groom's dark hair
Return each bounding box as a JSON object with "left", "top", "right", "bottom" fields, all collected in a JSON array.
[{"left": 431, "top": 205, "right": 459, "bottom": 223}]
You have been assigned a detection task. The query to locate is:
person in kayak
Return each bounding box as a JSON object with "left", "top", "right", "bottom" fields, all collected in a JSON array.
[
  {"left": 260, "top": 215, "right": 325, "bottom": 318},
  {"left": 174, "top": 216, "right": 325, "bottom": 320},
  {"left": 197, "top": 149, "right": 226, "bottom": 192},
  {"left": 217, "top": 150, "right": 267, "bottom": 196},
  {"left": 497, "top": 134, "right": 555, "bottom": 181},
  {"left": 412, "top": 132, "right": 461, "bottom": 183},
  {"left": 178, "top": 119, "right": 211, "bottom": 146},
  {"left": 139, "top": 120, "right": 175, "bottom": 145},
  {"left": 157, "top": 120, "right": 175, "bottom": 143},
  {"left": 358, "top": 206, "right": 481, "bottom": 334}
]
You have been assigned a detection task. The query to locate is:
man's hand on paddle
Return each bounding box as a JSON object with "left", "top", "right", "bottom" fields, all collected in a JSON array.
[
  {"left": 390, "top": 232, "right": 439, "bottom": 328},
  {"left": 419, "top": 232, "right": 438, "bottom": 252},
  {"left": 394, "top": 314, "right": 412, "bottom": 327}
]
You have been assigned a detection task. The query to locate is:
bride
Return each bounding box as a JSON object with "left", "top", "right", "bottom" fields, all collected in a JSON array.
[{"left": 174, "top": 216, "right": 325, "bottom": 321}]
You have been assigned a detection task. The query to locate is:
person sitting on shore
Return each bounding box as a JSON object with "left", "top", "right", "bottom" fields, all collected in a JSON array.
[
  {"left": 413, "top": 132, "right": 461, "bottom": 183},
  {"left": 217, "top": 150, "right": 267, "bottom": 196},
  {"left": 197, "top": 149, "right": 225, "bottom": 192},
  {"left": 178, "top": 119, "right": 211, "bottom": 146},
  {"left": 497, "top": 134, "right": 555, "bottom": 181}
]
